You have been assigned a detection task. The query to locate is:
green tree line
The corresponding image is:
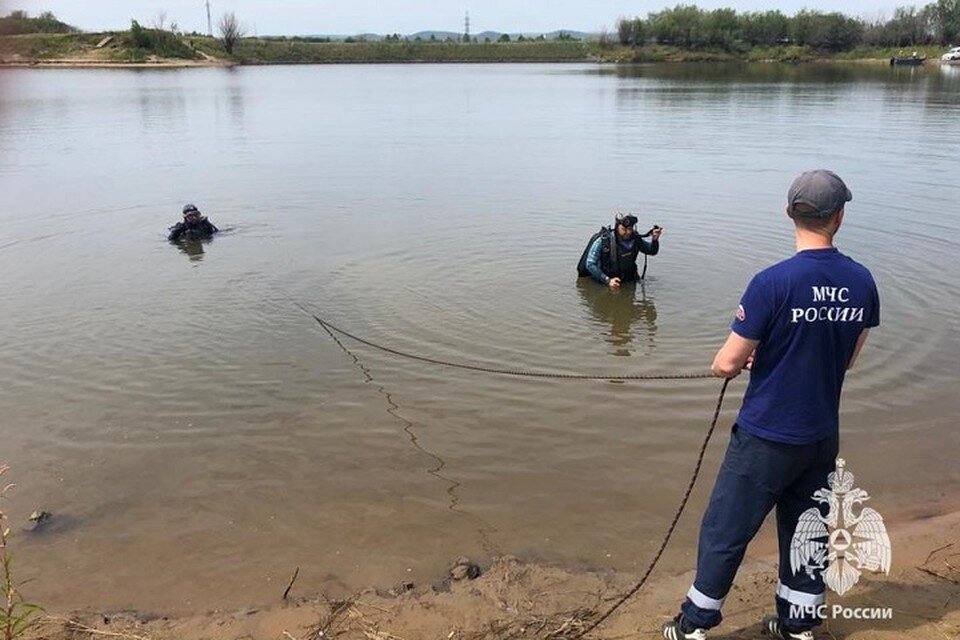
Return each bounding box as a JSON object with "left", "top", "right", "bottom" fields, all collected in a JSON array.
[{"left": 617, "top": 1, "right": 960, "bottom": 51}]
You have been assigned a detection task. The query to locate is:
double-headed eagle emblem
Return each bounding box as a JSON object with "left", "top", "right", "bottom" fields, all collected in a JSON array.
[{"left": 790, "top": 458, "right": 891, "bottom": 596}]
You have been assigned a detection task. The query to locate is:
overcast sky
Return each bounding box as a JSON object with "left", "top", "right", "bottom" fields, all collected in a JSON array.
[{"left": 4, "top": 0, "right": 917, "bottom": 35}]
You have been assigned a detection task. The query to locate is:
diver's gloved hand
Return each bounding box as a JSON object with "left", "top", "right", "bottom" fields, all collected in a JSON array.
[{"left": 651, "top": 225, "right": 663, "bottom": 241}]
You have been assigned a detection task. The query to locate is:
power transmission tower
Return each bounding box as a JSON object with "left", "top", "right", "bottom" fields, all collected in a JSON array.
[
  {"left": 464, "top": 11, "right": 470, "bottom": 42},
  {"left": 206, "top": 0, "right": 212, "bottom": 36}
]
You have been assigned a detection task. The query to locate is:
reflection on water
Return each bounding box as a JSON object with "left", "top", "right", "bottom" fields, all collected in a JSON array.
[
  {"left": 595, "top": 62, "right": 960, "bottom": 115},
  {"left": 1, "top": 62, "right": 959, "bottom": 614},
  {"left": 229, "top": 72, "right": 245, "bottom": 125},
  {"left": 593, "top": 61, "right": 960, "bottom": 88},
  {"left": 137, "top": 83, "right": 186, "bottom": 133},
  {"left": 218, "top": 68, "right": 246, "bottom": 130},
  {"left": 174, "top": 237, "right": 210, "bottom": 262},
  {"left": 577, "top": 278, "right": 658, "bottom": 357}
]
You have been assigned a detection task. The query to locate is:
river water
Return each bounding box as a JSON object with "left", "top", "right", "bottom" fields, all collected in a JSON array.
[{"left": 1, "top": 62, "right": 958, "bottom": 613}]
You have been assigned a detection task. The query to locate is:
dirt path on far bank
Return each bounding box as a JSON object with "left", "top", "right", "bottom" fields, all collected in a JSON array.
[{"left": 25, "top": 510, "right": 960, "bottom": 640}]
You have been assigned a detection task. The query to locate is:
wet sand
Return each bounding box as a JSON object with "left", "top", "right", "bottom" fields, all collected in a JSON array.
[
  {"left": 0, "top": 58, "right": 233, "bottom": 68},
  {"left": 25, "top": 509, "right": 960, "bottom": 640}
]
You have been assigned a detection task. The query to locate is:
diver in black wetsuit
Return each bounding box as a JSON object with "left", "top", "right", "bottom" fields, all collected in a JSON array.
[
  {"left": 581, "top": 214, "right": 663, "bottom": 289},
  {"left": 168, "top": 204, "right": 219, "bottom": 241}
]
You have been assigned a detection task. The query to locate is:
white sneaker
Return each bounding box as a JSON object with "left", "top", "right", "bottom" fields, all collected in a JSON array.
[
  {"left": 661, "top": 616, "right": 707, "bottom": 640},
  {"left": 762, "top": 614, "right": 815, "bottom": 640}
]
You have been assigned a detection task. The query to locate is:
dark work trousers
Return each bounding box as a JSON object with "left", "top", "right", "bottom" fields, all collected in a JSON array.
[{"left": 679, "top": 424, "right": 839, "bottom": 631}]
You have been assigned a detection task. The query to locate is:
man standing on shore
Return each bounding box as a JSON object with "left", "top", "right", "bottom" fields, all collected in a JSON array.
[{"left": 661, "top": 171, "right": 880, "bottom": 640}]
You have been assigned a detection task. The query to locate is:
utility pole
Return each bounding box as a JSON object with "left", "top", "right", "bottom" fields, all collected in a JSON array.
[
  {"left": 463, "top": 11, "right": 470, "bottom": 42},
  {"left": 205, "top": 0, "right": 212, "bottom": 36}
]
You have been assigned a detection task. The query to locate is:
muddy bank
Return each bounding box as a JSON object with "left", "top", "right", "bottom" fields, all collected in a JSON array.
[
  {"left": 0, "top": 60, "right": 233, "bottom": 69},
  {"left": 26, "top": 510, "right": 960, "bottom": 640},
  {"left": 0, "top": 59, "right": 233, "bottom": 68}
]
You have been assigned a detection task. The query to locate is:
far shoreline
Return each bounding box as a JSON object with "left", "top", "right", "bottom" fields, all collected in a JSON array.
[
  {"left": 3, "top": 33, "right": 957, "bottom": 69},
  {"left": 1, "top": 57, "right": 955, "bottom": 69}
]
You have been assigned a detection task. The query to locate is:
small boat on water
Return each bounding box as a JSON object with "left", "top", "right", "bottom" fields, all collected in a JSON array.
[{"left": 890, "top": 53, "right": 926, "bottom": 66}]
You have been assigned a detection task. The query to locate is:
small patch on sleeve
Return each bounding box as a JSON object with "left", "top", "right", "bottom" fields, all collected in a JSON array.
[{"left": 735, "top": 304, "right": 746, "bottom": 322}]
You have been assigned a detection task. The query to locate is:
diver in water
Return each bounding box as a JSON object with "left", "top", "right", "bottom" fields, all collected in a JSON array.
[
  {"left": 577, "top": 214, "right": 663, "bottom": 289},
  {"left": 168, "top": 204, "right": 219, "bottom": 242}
]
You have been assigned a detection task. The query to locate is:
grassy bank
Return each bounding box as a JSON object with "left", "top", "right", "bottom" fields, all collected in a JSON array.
[
  {"left": 0, "top": 32, "right": 952, "bottom": 66},
  {"left": 0, "top": 32, "right": 589, "bottom": 65},
  {"left": 0, "top": 32, "right": 104, "bottom": 61},
  {"left": 591, "top": 42, "right": 950, "bottom": 63},
  {"left": 0, "top": 31, "right": 204, "bottom": 63},
  {"left": 830, "top": 44, "right": 946, "bottom": 60},
  {"left": 188, "top": 36, "right": 589, "bottom": 63}
]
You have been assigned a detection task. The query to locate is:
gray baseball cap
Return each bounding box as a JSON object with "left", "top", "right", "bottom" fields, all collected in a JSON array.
[{"left": 787, "top": 170, "right": 852, "bottom": 218}]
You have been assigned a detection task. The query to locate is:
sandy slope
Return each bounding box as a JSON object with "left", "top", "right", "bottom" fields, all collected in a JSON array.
[{"left": 25, "top": 510, "right": 959, "bottom": 640}]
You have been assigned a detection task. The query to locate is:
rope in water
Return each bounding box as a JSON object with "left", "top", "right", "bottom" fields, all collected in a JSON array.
[
  {"left": 301, "top": 309, "right": 713, "bottom": 381},
  {"left": 576, "top": 377, "right": 730, "bottom": 638},
  {"left": 300, "top": 307, "right": 730, "bottom": 637}
]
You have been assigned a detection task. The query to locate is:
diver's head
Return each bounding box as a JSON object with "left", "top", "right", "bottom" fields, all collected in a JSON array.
[
  {"left": 182, "top": 203, "right": 202, "bottom": 224},
  {"left": 615, "top": 214, "right": 638, "bottom": 239}
]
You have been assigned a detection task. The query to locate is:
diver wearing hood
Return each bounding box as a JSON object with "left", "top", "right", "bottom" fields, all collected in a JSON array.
[{"left": 168, "top": 204, "right": 219, "bottom": 242}]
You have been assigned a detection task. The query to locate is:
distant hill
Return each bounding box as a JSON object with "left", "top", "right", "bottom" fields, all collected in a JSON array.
[
  {"left": 408, "top": 30, "right": 463, "bottom": 41},
  {"left": 473, "top": 30, "right": 591, "bottom": 41},
  {"left": 295, "top": 29, "right": 592, "bottom": 42}
]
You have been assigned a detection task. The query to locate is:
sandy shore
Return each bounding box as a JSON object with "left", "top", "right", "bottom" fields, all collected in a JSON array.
[
  {"left": 24, "top": 509, "right": 959, "bottom": 640},
  {"left": 0, "top": 58, "right": 234, "bottom": 68}
]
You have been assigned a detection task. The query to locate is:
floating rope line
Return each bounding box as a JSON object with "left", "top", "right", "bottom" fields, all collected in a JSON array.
[
  {"left": 576, "top": 377, "right": 730, "bottom": 638},
  {"left": 298, "top": 305, "right": 732, "bottom": 637},
  {"left": 310, "top": 305, "right": 502, "bottom": 556},
  {"left": 300, "top": 308, "right": 713, "bottom": 382}
]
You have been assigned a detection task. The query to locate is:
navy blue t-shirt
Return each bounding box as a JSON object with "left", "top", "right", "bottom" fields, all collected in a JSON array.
[{"left": 731, "top": 248, "right": 880, "bottom": 445}]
